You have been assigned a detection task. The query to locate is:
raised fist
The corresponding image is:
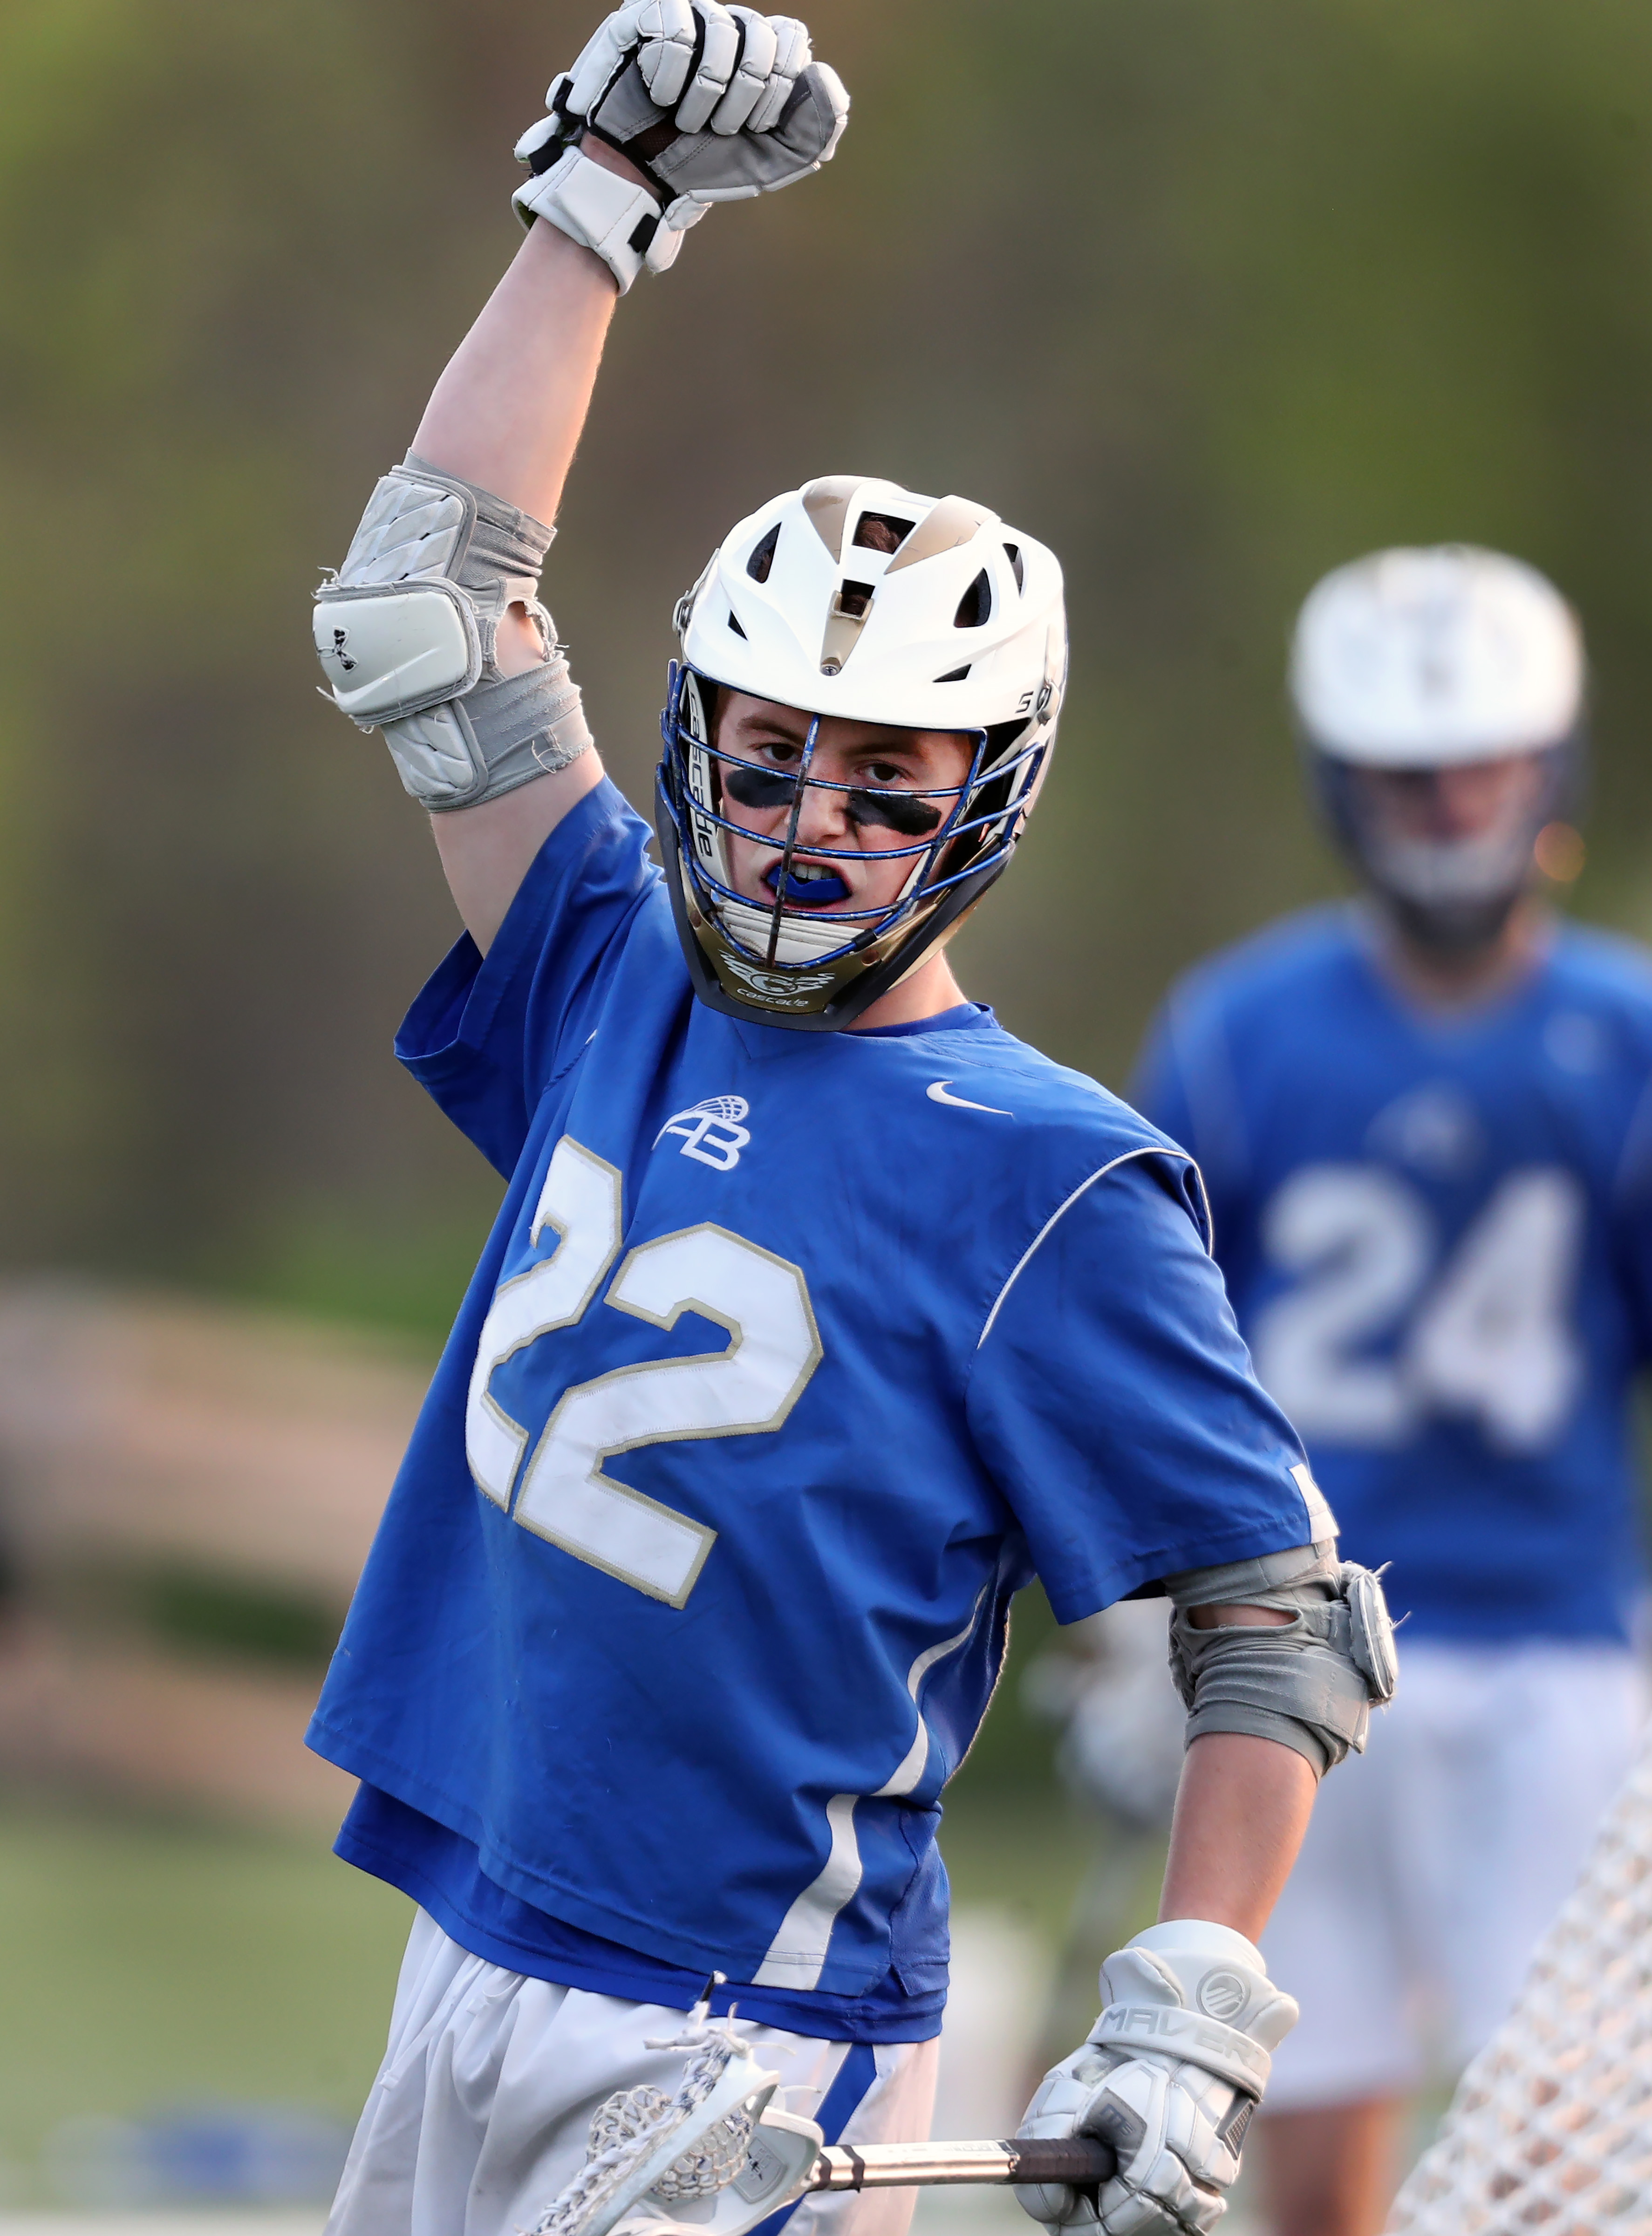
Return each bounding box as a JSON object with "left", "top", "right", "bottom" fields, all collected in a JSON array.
[
  {"left": 565, "top": 0, "right": 817, "bottom": 139},
  {"left": 513, "top": 4, "right": 847, "bottom": 292}
]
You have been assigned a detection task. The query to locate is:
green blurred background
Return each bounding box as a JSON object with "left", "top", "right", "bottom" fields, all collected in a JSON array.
[
  {"left": 2, "top": 0, "right": 1652, "bottom": 2207},
  {"left": 8, "top": 0, "right": 1652, "bottom": 1326}
]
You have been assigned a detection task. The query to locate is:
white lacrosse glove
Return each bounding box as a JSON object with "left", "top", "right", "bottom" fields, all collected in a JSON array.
[
  {"left": 513, "top": 2, "right": 848, "bottom": 293},
  {"left": 1014, "top": 1922, "right": 1298, "bottom": 2236}
]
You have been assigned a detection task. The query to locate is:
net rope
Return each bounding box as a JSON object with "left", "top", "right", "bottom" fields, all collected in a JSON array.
[
  {"left": 526, "top": 2012, "right": 755, "bottom": 2236},
  {"left": 1386, "top": 1731, "right": 1652, "bottom": 2235}
]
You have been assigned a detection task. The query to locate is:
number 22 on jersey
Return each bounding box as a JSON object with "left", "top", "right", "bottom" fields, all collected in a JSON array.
[
  {"left": 1253, "top": 1164, "right": 1585, "bottom": 1453},
  {"left": 465, "top": 1136, "right": 822, "bottom": 1607}
]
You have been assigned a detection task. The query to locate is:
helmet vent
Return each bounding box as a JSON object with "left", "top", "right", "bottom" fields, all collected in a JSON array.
[
  {"left": 935, "top": 665, "right": 971, "bottom": 683},
  {"left": 954, "top": 571, "right": 993, "bottom": 629},
  {"left": 820, "top": 579, "right": 876, "bottom": 674},
  {"left": 853, "top": 511, "right": 914, "bottom": 555},
  {"left": 727, "top": 609, "right": 749, "bottom": 638},
  {"left": 746, "top": 524, "right": 781, "bottom": 583},
  {"left": 1004, "top": 543, "right": 1024, "bottom": 591}
]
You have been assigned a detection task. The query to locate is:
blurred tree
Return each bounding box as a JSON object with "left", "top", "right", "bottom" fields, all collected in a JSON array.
[{"left": 3, "top": 0, "right": 1652, "bottom": 1329}]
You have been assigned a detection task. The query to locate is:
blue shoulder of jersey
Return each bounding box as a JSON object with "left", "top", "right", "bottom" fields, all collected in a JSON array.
[
  {"left": 1131, "top": 903, "right": 1363, "bottom": 1184},
  {"left": 847, "top": 1008, "right": 1217, "bottom": 1264},
  {"left": 1539, "top": 921, "right": 1652, "bottom": 1200},
  {"left": 1545, "top": 917, "right": 1652, "bottom": 1013},
  {"left": 1160, "top": 906, "right": 1652, "bottom": 1059},
  {"left": 1157, "top": 903, "right": 1363, "bottom": 1048},
  {"left": 951, "top": 1030, "right": 1318, "bottom": 1612}
]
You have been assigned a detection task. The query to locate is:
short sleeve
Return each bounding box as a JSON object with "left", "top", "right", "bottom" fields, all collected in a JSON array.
[
  {"left": 966, "top": 1150, "right": 1315, "bottom": 1622},
  {"left": 396, "top": 780, "right": 660, "bottom": 1176}
]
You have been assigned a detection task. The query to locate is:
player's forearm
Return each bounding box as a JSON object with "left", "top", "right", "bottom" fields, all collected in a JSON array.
[
  {"left": 410, "top": 160, "right": 647, "bottom": 948},
  {"left": 1157, "top": 1731, "right": 1317, "bottom": 1943},
  {"left": 413, "top": 198, "right": 621, "bottom": 528}
]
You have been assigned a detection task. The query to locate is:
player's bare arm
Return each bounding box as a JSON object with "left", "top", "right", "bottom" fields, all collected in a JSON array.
[
  {"left": 413, "top": 159, "right": 627, "bottom": 533},
  {"left": 1159, "top": 1732, "right": 1317, "bottom": 1937},
  {"left": 412, "top": 200, "right": 629, "bottom": 947}
]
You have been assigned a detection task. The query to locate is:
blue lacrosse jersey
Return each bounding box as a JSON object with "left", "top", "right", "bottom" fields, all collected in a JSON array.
[
  {"left": 1132, "top": 903, "right": 1652, "bottom": 1647},
  {"left": 307, "top": 778, "right": 1319, "bottom": 2016}
]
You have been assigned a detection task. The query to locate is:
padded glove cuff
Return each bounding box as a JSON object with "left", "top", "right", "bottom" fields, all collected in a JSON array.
[
  {"left": 1092, "top": 1924, "right": 1295, "bottom": 2098},
  {"left": 512, "top": 136, "right": 695, "bottom": 293}
]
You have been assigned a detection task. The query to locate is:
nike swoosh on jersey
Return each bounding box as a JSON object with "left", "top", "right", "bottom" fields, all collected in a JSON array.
[{"left": 927, "top": 1080, "right": 1012, "bottom": 1116}]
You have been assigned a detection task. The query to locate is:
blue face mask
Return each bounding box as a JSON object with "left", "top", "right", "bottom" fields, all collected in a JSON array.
[{"left": 655, "top": 661, "right": 1048, "bottom": 1029}]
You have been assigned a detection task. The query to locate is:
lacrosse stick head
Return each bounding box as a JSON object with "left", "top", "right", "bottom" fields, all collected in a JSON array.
[
  {"left": 620, "top": 2108, "right": 826, "bottom": 2236},
  {"left": 532, "top": 2011, "right": 824, "bottom": 2236}
]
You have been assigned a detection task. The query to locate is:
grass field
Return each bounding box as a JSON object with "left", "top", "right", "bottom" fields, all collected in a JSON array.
[
  {"left": 0, "top": 1777, "right": 1107, "bottom": 2208},
  {"left": 0, "top": 1798, "right": 411, "bottom": 2202}
]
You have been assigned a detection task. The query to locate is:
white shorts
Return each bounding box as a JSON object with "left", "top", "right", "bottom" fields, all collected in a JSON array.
[
  {"left": 1262, "top": 1639, "right": 1645, "bottom": 2112},
  {"left": 327, "top": 1911, "right": 940, "bottom": 2236}
]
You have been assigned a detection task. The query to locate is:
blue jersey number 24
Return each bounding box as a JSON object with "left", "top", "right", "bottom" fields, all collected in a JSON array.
[{"left": 1252, "top": 1164, "right": 1584, "bottom": 1455}]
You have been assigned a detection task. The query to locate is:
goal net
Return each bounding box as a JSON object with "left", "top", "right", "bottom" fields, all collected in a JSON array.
[{"left": 1386, "top": 1729, "right": 1652, "bottom": 2234}]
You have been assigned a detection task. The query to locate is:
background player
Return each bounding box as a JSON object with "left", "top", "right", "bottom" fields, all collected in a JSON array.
[
  {"left": 303, "top": 8, "right": 1395, "bottom": 2235},
  {"left": 1132, "top": 545, "right": 1652, "bottom": 2236}
]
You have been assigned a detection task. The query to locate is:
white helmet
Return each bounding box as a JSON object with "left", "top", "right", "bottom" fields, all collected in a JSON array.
[
  {"left": 1290, "top": 545, "right": 1585, "bottom": 948},
  {"left": 655, "top": 474, "right": 1066, "bottom": 1028}
]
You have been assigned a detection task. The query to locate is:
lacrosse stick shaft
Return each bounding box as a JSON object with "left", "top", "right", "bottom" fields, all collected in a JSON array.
[{"left": 806, "top": 2139, "right": 1117, "bottom": 2192}]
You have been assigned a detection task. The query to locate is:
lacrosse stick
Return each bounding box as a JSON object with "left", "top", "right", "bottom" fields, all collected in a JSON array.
[{"left": 527, "top": 1991, "right": 1116, "bottom": 2236}]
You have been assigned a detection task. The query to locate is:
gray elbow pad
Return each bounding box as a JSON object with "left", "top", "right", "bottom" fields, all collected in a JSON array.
[
  {"left": 313, "top": 454, "right": 593, "bottom": 811},
  {"left": 1165, "top": 1543, "right": 1399, "bottom": 1779}
]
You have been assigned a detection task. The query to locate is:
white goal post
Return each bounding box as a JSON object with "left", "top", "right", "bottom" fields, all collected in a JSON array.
[{"left": 1386, "top": 1725, "right": 1652, "bottom": 2233}]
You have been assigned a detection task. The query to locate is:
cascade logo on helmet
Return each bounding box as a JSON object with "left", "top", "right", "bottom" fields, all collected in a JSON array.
[
  {"left": 717, "top": 954, "right": 837, "bottom": 1004},
  {"left": 1291, "top": 545, "right": 1586, "bottom": 954},
  {"left": 655, "top": 473, "right": 1067, "bottom": 1031}
]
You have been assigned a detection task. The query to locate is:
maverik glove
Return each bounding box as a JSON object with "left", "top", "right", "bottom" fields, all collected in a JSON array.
[
  {"left": 1014, "top": 1921, "right": 1297, "bottom": 2236},
  {"left": 513, "top": 2, "right": 848, "bottom": 293}
]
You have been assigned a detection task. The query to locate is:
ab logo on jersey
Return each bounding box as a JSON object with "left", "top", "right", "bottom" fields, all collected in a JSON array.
[{"left": 655, "top": 1096, "right": 751, "bottom": 1171}]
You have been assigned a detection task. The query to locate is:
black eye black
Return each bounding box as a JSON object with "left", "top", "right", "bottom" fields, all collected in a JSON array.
[
  {"left": 847, "top": 788, "right": 944, "bottom": 837},
  {"left": 724, "top": 764, "right": 797, "bottom": 811}
]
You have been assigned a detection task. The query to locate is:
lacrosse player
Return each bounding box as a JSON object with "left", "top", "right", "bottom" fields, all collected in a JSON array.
[
  {"left": 305, "top": 12, "right": 1393, "bottom": 2235},
  {"left": 1132, "top": 548, "right": 1652, "bottom": 2236}
]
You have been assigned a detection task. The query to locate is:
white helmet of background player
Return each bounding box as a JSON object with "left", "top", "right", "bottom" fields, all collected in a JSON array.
[
  {"left": 656, "top": 474, "right": 1067, "bottom": 1029},
  {"left": 1291, "top": 545, "right": 1586, "bottom": 950}
]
